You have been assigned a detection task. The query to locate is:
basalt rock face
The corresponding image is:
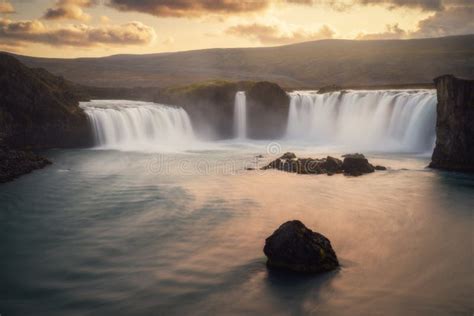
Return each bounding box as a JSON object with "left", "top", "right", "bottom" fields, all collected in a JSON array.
[
  {"left": 160, "top": 81, "right": 248, "bottom": 139},
  {"left": 430, "top": 75, "right": 474, "bottom": 172},
  {"left": 264, "top": 220, "right": 339, "bottom": 274},
  {"left": 247, "top": 82, "right": 289, "bottom": 139},
  {"left": 159, "top": 80, "right": 289, "bottom": 139},
  {"left": 0, "top": 53, "right": 92, "bottom": 149}
]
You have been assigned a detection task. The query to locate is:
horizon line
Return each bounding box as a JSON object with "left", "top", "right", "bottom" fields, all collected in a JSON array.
[{"left": 2, "top": 34, "right": 473, "bottom": 61}]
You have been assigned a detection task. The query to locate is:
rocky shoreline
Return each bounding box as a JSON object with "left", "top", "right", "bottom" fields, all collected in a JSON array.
[
  {"left": 262, "top": 152, "right": 386, "bottom": 177},
  {"left": 0, "top": 53, "right": 93, "bottom": 183},
  {"left": 0, "top": 147, "right": 51, "bottom": 183}
]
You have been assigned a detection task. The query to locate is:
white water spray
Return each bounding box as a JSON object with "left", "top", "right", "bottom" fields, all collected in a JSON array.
[
  {"left": 234, "top": 91, "right": 247, "bottom": 139},
  {"left": 80, "top": 100, "right": 196, "bottom": 151},
  {"left": 286, "top": 90, "right": 437, "bottom": 153}
]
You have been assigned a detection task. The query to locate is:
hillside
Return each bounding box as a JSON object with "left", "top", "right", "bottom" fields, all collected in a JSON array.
[
  {"left": 0, "top": 53, "right": 91, "bottom": 149},
  {"left": 10, "top": 35, "right": 474, "bottom": 89}
]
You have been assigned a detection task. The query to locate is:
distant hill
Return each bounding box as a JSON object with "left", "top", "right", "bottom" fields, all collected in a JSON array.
[{"left": 9, "top": 35, "right": 474, "bottom": 89}]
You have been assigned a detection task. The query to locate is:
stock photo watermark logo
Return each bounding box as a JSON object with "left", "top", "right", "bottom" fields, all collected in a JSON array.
[{"left": 141, "top": 142, "right": 283, "bottom": 176}]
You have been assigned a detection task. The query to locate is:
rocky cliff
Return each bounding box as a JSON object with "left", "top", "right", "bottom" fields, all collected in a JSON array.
[
  {"left": 157, "top": 80, "right": 289, "bottom": 139},
  {"left": 430, "top": 75, "right": 474, "bottom": 172},
  {"left": 0, "top": 53, "right": 92, "bottom": 149},
  {"left": 247, "top": 82, "right": 289, "bottom": 139}
]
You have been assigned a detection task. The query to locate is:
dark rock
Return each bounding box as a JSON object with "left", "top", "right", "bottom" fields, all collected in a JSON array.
[
  {"left": 280, "top": 152, "right": 297, "bottom": 160},
  {"left": 375, "top": 165, "right": 387, "bottom": 171},
  {"left": 429, "top": 75, "right": 474, "bottom": 172},
  {"left": 342, "top": 153, "right": 375, "bottom": 176},
  {"left": 341, "top": 153, "right": 366, "bottom": 159},
  {"left": 263, "top": 220, "right": 339, "bottom": 273},
  {"left": 156, "top": 80, "right": 289, "bottom": 139},
  {"left": 159, "top": 81, "right": 243, "bottom": 139},
  {"left": 0, "top": 147, "right": 51, "bottom": 183},
  {"left": 247, "top": 82, "right": 290, "bottom": 139},
  {"left": 256, "top": 154, "right": 264, "bottom": 158},
  {"left": 320, "top": 156, "right": 343, "bottom": 174},
  {"left": 245, "top": 167, "right": 255, "bottom": 171},
  {"left": 262, "top": 158, "right": 282, "bottom": 170},
  {"left": 0, "top": 53, "right": 92, "bottom": 149},
  {"left": 295, "top": 158, "right": 325, "bottom": 174},
  {"left": 317, "top": 85, "right": 341, "bottom": 94},
  {"left": 262, "top": 153, "right": 383, "bottom": 177}
]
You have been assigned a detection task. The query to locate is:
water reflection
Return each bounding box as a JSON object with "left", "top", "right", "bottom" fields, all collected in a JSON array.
[{"left": 0, "top": 146, "right": 472, "bottom": 315}]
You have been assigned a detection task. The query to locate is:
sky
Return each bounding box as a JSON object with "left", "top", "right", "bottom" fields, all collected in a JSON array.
[{"left": 0, "top": 0, "right": 473, "bottom": 58}]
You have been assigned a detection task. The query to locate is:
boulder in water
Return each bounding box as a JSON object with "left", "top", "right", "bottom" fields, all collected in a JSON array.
[
  {"left": 280, "top": 152, "right": 297, "bottom": 160},
  {"left": 263, "top": 220, "right": 339, "bottom": 273},
  {"left": 320, "top": 156, "right": 343, "bottom": 174},
  {"left": 375, "top": 165, "right": 387, "bottom": 171},
  {"left": 342, "top": 153, "right": 375, "bottom": 176}
]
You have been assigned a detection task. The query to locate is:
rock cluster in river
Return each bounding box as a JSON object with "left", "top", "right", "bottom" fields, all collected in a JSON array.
[
  {"left": 262, "top": 152, "right": 386, "bottom": 176},
  {"left": 264, "top": 220, "right": 339, "bottom": 273}
]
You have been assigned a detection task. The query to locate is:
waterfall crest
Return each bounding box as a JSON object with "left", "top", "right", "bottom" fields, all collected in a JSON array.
[
  {"left": 286, "top": 90, "right": 437, "bottom": 153},
  {"left": 81, "top": 100, "right": 196, "bottom": 151},
  {"left": 234, "top": 91, "right": 247, "bottom": 139}
]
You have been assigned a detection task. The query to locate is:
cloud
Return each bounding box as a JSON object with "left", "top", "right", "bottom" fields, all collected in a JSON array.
[
  {"left": 0, "top": 18, "right": 156, "bottom": 47},
  {"left": 103, "top": 0, "right": 474, "bottom": 19},
  {"left": 43, "top": 6, "right": 91, "bottom": 21},
  {"left": 287, "top": 0, "right": 473, "bottom": 12},
  {"left": 43, "top": 0, "right": 97, "bottom": 21},
  {"left": 107, "top": 0, "right": 273, "bottom": 18},
  {"left": 100, "top": 15, "right": 111, "bottom": 24},
  {"left": 354, "top": 0, "right": 443, "bottom": 11},
  {"left": 412, "top": 6, "right": 474, "bottom": 37},
  {"left": 162, "top": 36, "right": 175, "bottom": 45},
  {"left": 356, "top": 6, "right": 474, "bottom": 39},
  {"left": 357, "top": 23, "right": 407, "bottom": 39},
  {"left": 0, "top": 1, "right": 15, "bottom": 14},
  {"left": 226, "top": 22, "right": 334, "bottom": 45}
]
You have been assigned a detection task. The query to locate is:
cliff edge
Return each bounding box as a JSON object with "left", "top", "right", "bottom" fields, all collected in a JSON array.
[
  {"left": 430, "top": 75, "right": 474, "bottom": 172},
  {"left": 0, "top": 53, "right": 92, "bottom": 149},
  {"left": 0, "top": 54, "right": 93, "bottom": 183}
]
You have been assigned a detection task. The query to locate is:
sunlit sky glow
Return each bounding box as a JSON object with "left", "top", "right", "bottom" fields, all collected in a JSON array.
[{"left": 1, "top": 0, "right": 473, "bottom": 58}]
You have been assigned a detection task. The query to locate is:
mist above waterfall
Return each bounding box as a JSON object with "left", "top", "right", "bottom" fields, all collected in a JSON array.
[
  {"left": 81, "top": 100, "right": 196, "bottom": 152},
  {"left": 286, "top": 90, "right": 437, "bottom": 153}
]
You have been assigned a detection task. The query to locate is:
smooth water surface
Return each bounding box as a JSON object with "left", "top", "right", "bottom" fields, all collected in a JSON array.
[{"left": 1, "top": 144, "right": 473, "bottom": 315}]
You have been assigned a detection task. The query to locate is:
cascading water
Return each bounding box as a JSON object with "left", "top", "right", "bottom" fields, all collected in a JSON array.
[
  {"left": 80, "top": 100, "right": 196, "bottom": 151},
  {"left": 234, "top": 91, "right": 247, "bottom": 139},
  {"left": 286, "top": 90, "right": 437, "bottom": 153}
]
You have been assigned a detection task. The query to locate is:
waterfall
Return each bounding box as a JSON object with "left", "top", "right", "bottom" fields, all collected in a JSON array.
[
  {"left": 286, "top": 90, "right": 437, "bottom": 153},
  {"left": 234, "top": 91, "right": 247, "bottom": 139},
  {"left": 80, "top": 100, "right": 196, "bottom": 151}
]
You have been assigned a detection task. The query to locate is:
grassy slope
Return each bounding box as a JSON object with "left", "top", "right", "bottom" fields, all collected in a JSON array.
[{"left": 10, "top": 35, "right": 474, "bottom": 89}]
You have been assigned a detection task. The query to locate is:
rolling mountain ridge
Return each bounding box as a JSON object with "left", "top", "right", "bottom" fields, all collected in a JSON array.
[{"left": 8, "top": 35, "right": 474, "bottom": 89}]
